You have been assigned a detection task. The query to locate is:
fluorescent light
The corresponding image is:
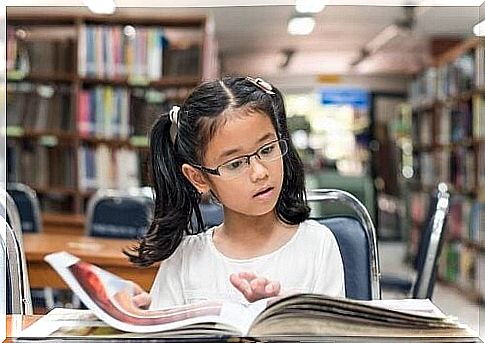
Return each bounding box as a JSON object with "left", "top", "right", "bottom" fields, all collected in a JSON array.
[
  {"left": 288, "top": 16, "right": 315, "bottom": 35},
  {"left": 473, "top": 19, "right": 485, "bottom": 37},
  {"left": 83, "top": 0, "right": 116, "bottom": 14},
  {"left": 295, "top": 0, "right": 326, "bottom": 14}
]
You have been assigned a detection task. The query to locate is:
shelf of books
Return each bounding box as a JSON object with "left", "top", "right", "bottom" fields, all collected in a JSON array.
[
  {"left": 6, "top": 11, "right": 218, "bottom": 220},
  {"left": 408, "top": 37, "right": 485, "bottom": 303}
]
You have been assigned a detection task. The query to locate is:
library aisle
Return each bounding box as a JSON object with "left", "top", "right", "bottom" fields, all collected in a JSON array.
[{"left": 380, "top": 241, "right": 485, "bottom": 340}]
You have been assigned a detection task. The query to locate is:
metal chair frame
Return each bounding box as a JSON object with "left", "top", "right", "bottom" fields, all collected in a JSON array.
[
  {"left": 85, "top": 188, "right": 154, "bottom": 237},
  {"left": 308, "top": 188, "right": 381, "bottom": 300},
  {"left": 7, "top": 182, "right": 43, "bottom": 233}
]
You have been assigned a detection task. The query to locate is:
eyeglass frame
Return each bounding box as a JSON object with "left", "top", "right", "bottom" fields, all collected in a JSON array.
[{"left": 192, "top": 139, "right": 288, "bottom": 179}]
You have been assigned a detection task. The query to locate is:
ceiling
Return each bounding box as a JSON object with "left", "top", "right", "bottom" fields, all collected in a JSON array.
[{"left": 6, "top": 2, "right": 485, "bottom": 89}]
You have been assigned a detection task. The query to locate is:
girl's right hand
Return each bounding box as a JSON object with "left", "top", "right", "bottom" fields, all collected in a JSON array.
[
  {"left": 132, "top": 283, "right": 151, "bottom": 309},
  {"left": 230, "top": 272, "right": 281, "bottom": 302}
]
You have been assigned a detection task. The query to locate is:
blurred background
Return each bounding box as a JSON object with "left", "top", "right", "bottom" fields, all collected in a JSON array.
[{"left": 2, "top": 0, "right": 484, "bottom": 337}]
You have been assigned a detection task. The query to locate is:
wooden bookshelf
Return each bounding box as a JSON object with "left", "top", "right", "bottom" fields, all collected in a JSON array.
[
  {"left": 408, "top": 37, "right": 485, "bottom": 303},
  {"left": 6, "top": 10, "right": 217, "bottom": 217}
]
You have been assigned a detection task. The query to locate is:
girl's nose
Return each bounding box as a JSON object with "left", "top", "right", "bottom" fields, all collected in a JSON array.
[{"left": 249, "top": 156, "right": 269, "bottom": 182}]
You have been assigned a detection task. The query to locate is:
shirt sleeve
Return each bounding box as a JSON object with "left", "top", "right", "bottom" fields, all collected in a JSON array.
[
  {"left": 313, "top": 229, "right": 346, "bottom": 298},
  {"left": 148, "top": 242, "right": 186, "bottom": 309}
]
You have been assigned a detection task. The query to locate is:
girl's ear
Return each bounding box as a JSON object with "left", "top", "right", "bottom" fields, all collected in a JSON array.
[{"left": 181, "top": 163, "right": 210, "bottom": 194}]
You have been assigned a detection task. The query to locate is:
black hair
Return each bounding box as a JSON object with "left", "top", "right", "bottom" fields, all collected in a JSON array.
[{"left": 127, "top": 76, "right": 310, "bottom": 267}]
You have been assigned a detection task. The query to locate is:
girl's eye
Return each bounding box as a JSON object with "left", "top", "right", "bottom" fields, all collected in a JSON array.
[
  {"left": 225, "top": 159, "right": 245, "bottom": 171},
  {"left": 260, "top": 144, "right": 276, "bottom": 155}
]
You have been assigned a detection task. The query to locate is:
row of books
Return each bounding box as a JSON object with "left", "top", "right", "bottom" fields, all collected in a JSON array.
[
  {"left": 409, "top": 192, "right": 484, "bottom": 246},
  {"left": 7, "top": 25, "right": 76, "bottom": 75},
  {"left": 7, "top": 140, "right": 76, "bottom": 188},
  {"left": 78, "top": 145, "right": 140, "bottom": 191},
  {"left": 78, "top": 25, "right": 201, "bottom": 80},
  {"left": 412, "top": 100, "right": 475, "bottom": 146},
  {"left": 409, "top": 51, "right": 475, "bottom": 106},
  {"left": 472, "top": 94, "right": 485, "bottom": 138},
  {"left": 415, "top": 150, "right": 476, "bottom": 192},
  {"left": 7, "top": 82, "right": 189, "bottom": 139},
  {"left": 410, "top": 192, "right": 484, "bottom": 298},
  {"left": 7, "top": 82, "right": 75, "bottom": 132},
  {"left": 78, "top": 86, "right": 130, "bottom": 138},
  {"left": 446, "top": 196, "right": 484, "bottom": 243},
  {"left": 78, "top": 86, "right": 181, "bottom": 138},
  {"left": 438, "top": 241, "right": 479, "bottom": 293}
]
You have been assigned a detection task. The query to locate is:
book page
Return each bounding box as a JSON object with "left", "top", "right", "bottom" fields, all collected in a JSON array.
[
  {"left": 357, "top": 299, "right": 447, "bottom": 318},
  {"left": 42, "top": 251, "right": 254, "bottom": 334}
]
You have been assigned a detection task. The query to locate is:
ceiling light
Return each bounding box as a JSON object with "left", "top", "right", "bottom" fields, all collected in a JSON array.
[
  {"left": 473, "top": 19, "right": 485, "bottom": 36},
  {"left": 295, "top": 0, "right": 326, "bottom": 14},
  {"left": 83, "top": 0, "right": 116, "bottom": 15},
  {"left": 288, "top": 15, "right": 315, "bottom": 36}
]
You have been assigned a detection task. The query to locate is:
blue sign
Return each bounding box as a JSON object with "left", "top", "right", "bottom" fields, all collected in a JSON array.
[{"left": 319, "top": 88, "right": 369, "bottom": 110}]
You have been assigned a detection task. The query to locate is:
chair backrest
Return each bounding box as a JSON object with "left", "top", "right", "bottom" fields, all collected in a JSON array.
[
  {"left": 411, "top": 183, "right": 450, "bottom": 299},
  {"left": 85, "top": 189, "right": 154, "bottom": 239},
  {"left": 1, "top": 214, "right": 33, "bottom": 314},
  {"left": 308, "top": 189, "right": 381, "bottom": 300},
  {"left": 413, "top": 189, "right": 439, "bottom": 271},
  {"left": 191, "top": 201, "right": 224, "bottom": 232},
  {"left": 7, "top": 182, "right": 43, "bottom": 233}
]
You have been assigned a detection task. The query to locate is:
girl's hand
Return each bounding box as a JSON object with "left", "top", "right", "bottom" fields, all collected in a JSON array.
[
  {"left": 230, "top": 272, "right": 281, "bottom": 302},
  {"left": 132, "top": 283, "right": 151, "bottom": 309}
]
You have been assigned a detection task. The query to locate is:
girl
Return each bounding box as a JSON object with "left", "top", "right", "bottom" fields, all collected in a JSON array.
[{"left": 128, "top": 76, "right": 345, "bottom": 309}]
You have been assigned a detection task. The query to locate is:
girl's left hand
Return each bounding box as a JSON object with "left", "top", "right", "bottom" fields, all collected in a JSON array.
[{"left": 229, "top": 272, "right": 281, "bottom": 302}]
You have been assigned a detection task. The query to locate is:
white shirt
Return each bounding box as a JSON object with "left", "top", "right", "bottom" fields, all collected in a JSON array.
[{"left": 149, "top": 219, "right": 345, "bottom": 309}]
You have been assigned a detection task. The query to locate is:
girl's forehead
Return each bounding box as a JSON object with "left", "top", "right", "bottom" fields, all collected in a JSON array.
[{"left": 204, "top": 110, "right": 277, "bottom": 163}]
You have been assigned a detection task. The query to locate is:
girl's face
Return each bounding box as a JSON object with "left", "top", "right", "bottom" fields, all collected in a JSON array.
[{"left": 202, "top": 110, "right": 284, "bottom": 217}]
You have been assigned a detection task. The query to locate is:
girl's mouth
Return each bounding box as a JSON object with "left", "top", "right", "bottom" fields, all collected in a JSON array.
[{"left": 253, "top": 187, "right": 274, "bottom": 198}]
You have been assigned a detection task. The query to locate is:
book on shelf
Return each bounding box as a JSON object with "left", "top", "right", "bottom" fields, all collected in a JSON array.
[
  {"left": 7, "top": 82, "right": 75, "bottom": 133},
  {"left": 78, "top": 24, "right": 201, "bottom": 81},
  {"left": 438, "top": 106, "right": 451, "bottom": 145},
  {"left": 77, "top": 86, "right": 130, "bottom": 138},
  {"left": 17, "top": 251, "right": 478, "bottom": 341},
  {"left": 7, "top": 141, "right": 76, "bottom": 189},
  {"left": 473, "top": 94, "right": 485, "bottom": 139},
  {"left": 130, "top": 88, "right": 179, "bottom": 137},
  {"left": 450, "top": 101, "right": 473, "bottom": 143},
  {"left": 449, "top": 147, "right": 475, "bottom": 192},
  {"left": 78, "top": 144, "right": 140, "bottom": 191},
  {"left": 476, "top": 253, "right": 485, "bottom": 300},
  {"left": 7, "top": 24, "right": 76, "bottom": 76}
]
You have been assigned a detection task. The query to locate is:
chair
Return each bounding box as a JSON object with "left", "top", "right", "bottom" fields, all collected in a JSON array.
[
  {"left": 191, "top": 200, "right": 224, "bottom": 232},
  {"left": 6, "top": 183, "right": 43, "bottom": 233},
  {"left": 85, "top": 189, "right": 154, "bottom": 239},
  {"left": 5, "top": 183, "right": 58, "bottom": 310},
  {"left": 308, "top": 189, "right": 381, "bottom": 300},
  {"left": 380, "top": 183, "right": 450, "bottom": 299},
  {"left": 0, "top": 211, "right": 33, "bottom": 314}
]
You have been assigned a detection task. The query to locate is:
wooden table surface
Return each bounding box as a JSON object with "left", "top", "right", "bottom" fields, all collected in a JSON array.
[
  {"left": 23, "top": 232, "right": 158, "bottom": 290},
  {"left": 5, "top": 315, "right": 41, "bottom": 341}
]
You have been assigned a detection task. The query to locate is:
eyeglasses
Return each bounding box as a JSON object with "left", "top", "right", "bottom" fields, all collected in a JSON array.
[{"left": 194, "top": 139, "right": 288, "bottom": 180}]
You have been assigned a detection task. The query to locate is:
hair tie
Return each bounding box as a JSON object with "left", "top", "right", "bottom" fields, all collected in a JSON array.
[
  {"left": 169, "top": 105, "right": 180, "bottom": 143},
  {"left": 245, "top": 76, "right": 275, "bottom": 95},
  {"left": 169, "top": 106, "right": 180, "bottom": 126}
]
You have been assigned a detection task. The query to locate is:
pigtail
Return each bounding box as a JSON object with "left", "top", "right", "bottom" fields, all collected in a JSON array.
[
  {"left": 126, "top": 113, "right": 197, "bottom": 267},
  {"left": 270, "top": 87, "right": 311, "bottom": 224}
]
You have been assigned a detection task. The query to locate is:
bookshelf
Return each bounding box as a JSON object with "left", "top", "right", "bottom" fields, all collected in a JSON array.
[
  {"left": 6, "top": 10, "right": 217, "bottom": 221},
  {"left": 408, "top": 37, "right": 485, "bottom": 303}
]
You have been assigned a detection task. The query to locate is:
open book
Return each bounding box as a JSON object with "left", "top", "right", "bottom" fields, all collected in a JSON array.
[{"left": 21, "top": 251, "right": 478, "bottom": 340}]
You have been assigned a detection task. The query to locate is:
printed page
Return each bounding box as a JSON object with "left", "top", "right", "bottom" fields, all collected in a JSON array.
[{"left": 43, "top": 251, "right": 248, "bottom": 334}]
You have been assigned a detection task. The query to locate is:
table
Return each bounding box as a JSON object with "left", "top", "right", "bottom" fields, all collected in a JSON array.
[
  {"left": 23, "top": 232, "right": 158, "bottom": 290},
  {"left": 5, "top": 315, "right": 482, "bottom": 343}
]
